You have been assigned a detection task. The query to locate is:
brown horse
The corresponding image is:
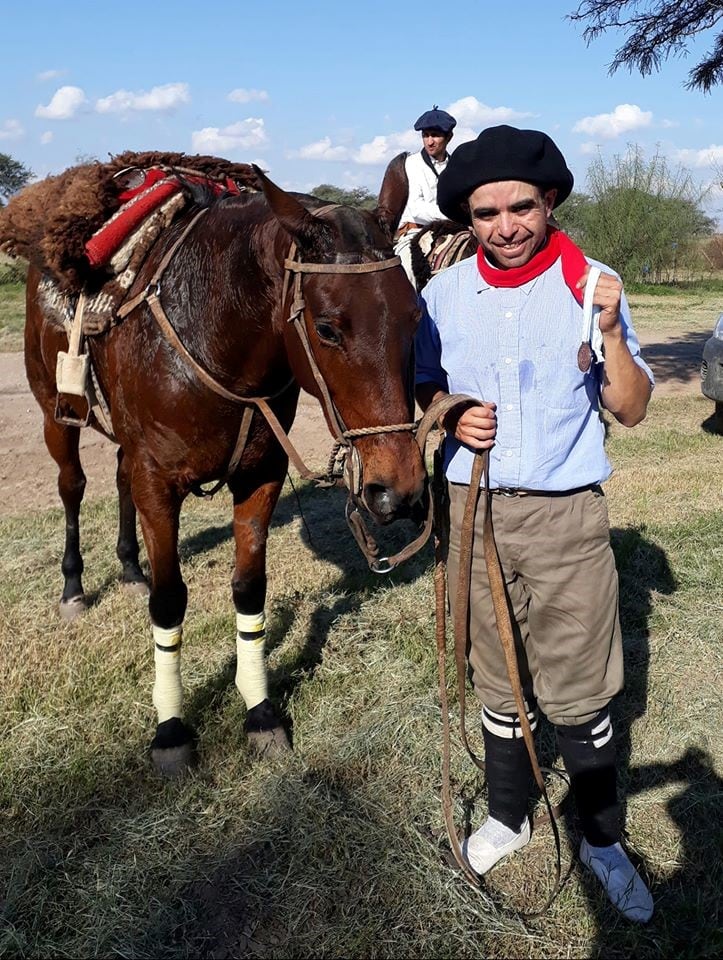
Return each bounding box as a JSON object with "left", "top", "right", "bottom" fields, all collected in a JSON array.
[{"left": 23, "top": 166, "right": 426, "bottom": 774}]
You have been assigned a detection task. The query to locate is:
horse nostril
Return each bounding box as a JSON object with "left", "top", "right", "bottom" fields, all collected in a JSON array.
[{"left": 363, "top": 483, "right": 400, "bottom": 522}]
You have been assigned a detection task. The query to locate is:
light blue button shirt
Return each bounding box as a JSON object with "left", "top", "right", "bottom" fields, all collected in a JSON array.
[{"left": 415, "top": 254, "right": 654, "bottom": 489}]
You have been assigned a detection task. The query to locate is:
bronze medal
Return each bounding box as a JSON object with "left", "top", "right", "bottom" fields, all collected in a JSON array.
[{"left": 577, "top": 341, "right": 593, "bottom": 372}]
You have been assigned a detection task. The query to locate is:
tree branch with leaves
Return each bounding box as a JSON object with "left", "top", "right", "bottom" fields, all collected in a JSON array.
[
  {"left": 569, "top": 0, "right": 723, "bottom": 91},
  {"left": 0, "top": 153, "right": 33, "bottom": 205}
]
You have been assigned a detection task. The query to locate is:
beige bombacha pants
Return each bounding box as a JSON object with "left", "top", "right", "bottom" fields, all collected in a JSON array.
[{"left": 446, "top": 483, "right": 624, "bottom": 728}]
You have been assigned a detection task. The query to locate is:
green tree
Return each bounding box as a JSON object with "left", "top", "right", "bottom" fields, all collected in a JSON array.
[
  {"left": 569, "top": 0, "right": 723, "bottom": 92},
  {"left": 310, "top": 183, "right": 378, "bottom": 209},
  {"left": 554, "top": 191, "right": 594, "bottom": 245},
  {"left": 575, "top": 146, "right": 715, "bottom": 282},
  {"left": 0, "top": 153, "right": 33, "bottom": 205}
]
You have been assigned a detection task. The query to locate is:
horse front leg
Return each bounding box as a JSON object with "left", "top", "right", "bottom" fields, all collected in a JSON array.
[
  {"left": 115, "top": 447, "right": 149, "bottom": 595},
  {"left": 133, "top": 469, "right": 194, "bottom": 776},
  {"left": 42, "top": 415, "right": 88, "bottom": 620},
  {"left": 229, "top": 473, "right": 290, "bottom": 756}
]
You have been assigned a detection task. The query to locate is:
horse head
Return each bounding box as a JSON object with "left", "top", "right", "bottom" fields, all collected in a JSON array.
[
  {"left": 376, "top": 151, "right": 409, "bottom": 239},
  {"left": 254, "top": 167, "right": 426, "bottom": 527}
]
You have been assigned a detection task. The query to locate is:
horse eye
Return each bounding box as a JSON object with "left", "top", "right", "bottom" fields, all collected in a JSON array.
[{"left": 314, "top": 320, "right": 342, "bottom": 345}]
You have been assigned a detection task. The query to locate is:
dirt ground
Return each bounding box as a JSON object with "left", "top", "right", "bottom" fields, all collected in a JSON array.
[{"left": 0, "top": 329, "right": 707, "bottom": 518}]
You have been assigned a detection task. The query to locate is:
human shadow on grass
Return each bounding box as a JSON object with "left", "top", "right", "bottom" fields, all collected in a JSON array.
[{"left": 572, "top": 527, "right": 720, "bottom": 957}]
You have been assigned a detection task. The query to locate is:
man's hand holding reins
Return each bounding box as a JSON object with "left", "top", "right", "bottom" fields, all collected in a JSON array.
[
  {"left": 416, "top": 384, "right": 498, "bottom": 450},
  {"left": 444, "top": 400, "right": 497, "bottom": 449}
]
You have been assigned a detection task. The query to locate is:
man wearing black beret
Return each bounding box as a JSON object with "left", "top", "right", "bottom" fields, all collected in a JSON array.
[
  {"left": 394, "top": 106, "right": 456, "bottom": 280},
  {"left": 415, "top": 125, "right": 655, "bottom": 922}
]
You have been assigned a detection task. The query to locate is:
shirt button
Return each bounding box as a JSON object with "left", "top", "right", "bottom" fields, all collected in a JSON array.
[
  {"left": 505, "top": 311, "right": 512, "bottom": 319},
  {"left": 506, "top": 450, "right": 513, "bottom": 457},
  {"left": 506, "top": 404, "right": 513, "bottom": 411},
  {"left": 504, "top": 357, "right": 512, "bottom": 364}
]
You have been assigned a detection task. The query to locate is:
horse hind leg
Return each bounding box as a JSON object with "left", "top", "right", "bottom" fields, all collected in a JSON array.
[
  {"left": 43, "top": 415, "right": 89, "bottom": 620},
  {"left": 115, "top": 447, "right": 149, "bottom": 596}
]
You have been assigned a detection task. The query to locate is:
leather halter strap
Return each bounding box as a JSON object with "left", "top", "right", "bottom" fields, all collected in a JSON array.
[{"left": 278, "top": 220, "right": 422, "bottom": 571}]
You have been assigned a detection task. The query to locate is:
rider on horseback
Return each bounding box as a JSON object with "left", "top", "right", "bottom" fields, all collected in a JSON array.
[{"left": 394, "top": 106, "right": 456, "bottom": 282}]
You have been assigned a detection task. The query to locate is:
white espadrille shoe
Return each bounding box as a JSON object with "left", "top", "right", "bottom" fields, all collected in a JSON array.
[
  {"left": 462, "top": 816, "right": 531, "bottom": 875},
  {"left": 580, "top": 838, "right": 654, "bottom": 923}
]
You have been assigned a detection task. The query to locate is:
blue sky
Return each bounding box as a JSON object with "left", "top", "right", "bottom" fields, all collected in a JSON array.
[{"left": 2, "top": 1, "right": 721, "bottom": 220}]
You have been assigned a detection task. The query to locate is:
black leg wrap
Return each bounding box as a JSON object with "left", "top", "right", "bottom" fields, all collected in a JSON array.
[
  {"left": 482, "top": 715, "right": 533, "bottom": 832},
  {"left": 150, "top": 716, "right": 195, "bottom": 751},
  {"left": 244, "top": 698, "right": 281, "bottom": 733},
  {"left": 555, "top": 708, "right": 620, "bottom": 846}
]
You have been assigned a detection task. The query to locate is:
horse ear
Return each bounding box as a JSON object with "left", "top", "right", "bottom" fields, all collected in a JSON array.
[
  {"left": 253, "top": 165, "right": 329, "bottom": 249},
  {"left": 373, "top": 152, "right": 409, "bottom": 239}
]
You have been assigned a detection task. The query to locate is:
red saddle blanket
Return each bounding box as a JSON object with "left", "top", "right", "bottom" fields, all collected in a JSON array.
[{"left": 84, "top": 168, "right": 241, "bottom": 268}]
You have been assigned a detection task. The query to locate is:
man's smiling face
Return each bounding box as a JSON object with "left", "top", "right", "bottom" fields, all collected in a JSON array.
[{"left": 468, "top": 180, "right": 556, "bottom": 269}]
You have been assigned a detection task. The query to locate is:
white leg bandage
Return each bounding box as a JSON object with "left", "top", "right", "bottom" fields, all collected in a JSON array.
[
  {"left": 235, "top": 612, "right": 268, "bottom": 710},
  {"left": 152, "top": 624, "right": 184, "bottom": 723}
]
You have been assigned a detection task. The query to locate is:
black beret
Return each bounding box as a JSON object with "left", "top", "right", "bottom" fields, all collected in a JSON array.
[
  {"left": 413, "top": 106, "right": 456, "bottom": 134},
  {"left": 437, "top": 125, "right": 574, "bottom": 223}
]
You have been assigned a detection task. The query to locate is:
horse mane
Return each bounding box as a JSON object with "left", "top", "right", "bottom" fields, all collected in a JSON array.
[{"left": 0, "top": 151, "right": 261, "bottom": 292}]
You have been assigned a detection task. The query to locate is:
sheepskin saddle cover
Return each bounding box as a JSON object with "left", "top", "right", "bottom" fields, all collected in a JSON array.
[{"left": 0, "top": 150, "right": 260, "bottom": 294}]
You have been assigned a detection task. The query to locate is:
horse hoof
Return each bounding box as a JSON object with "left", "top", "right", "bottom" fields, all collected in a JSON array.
[
  {"left": 150, "top": 717, "right": 196, "bottom": 777},
  {"left": 247, "top": 726, "right": 291, "bottom": 757},
  {"left": 122, "top": 579, "right": 150, "bottom": 597},
  {"left": 59, "top": 595, "right": 88, "bottom": 621},
  {"left": 151, "top": 741, "right": 196, "bottom": 778}
]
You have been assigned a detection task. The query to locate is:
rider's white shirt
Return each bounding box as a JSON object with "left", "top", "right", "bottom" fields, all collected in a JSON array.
[{"left": 399, "top": 151, "right": 448, "bottom": 226}]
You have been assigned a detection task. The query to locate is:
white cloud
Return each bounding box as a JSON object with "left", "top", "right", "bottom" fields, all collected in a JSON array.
[
  {"left": 40, "top": 131, "right": 54, "bottom": 145},
  {"left": 443, "top": 96, "right": 537, "bottom": 146},
  {"left": 0, "top": 119, "right": 24, "bottom": 141},
  {"left": 579, "top": 141, "right": 599, "bottom": 155},
  {"left": 674, "top": 145, "right": 723, "bottom": 167},
  {"left": 296, "top": 137, "right": 351, "bottom": 161},
  {"left": 354, "top": 130, "right": 420, "bottom": 165},
  {"left": 37, "top": 68, "right": 65, "bottom": 82},
  {"left": 227, "top": 88, "right": 269, "bottom": 103},
  {"left": 446, "top": 96, "right": 534, "bottom": 129},
  {"left": 35, "top": 85, "right": 87, "bottom": 120},
  {"left": 573, "top": 103, "right": 652, "bottom": 140},
  {"left": 191, "top": 118, "right": 268, "bottom": 154},
  {"left": 96, "top": 82, "right": 190, "bottom": 114},
  {"left": 660, "top": 118, "right": 679, "bottom": 129}
]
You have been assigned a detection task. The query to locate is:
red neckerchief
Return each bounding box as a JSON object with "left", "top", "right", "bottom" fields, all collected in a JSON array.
[{"left": 476, "top": 226, "right": 587, "bottom": 305}]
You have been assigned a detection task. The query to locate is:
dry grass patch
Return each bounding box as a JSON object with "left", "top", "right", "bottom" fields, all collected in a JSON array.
[
  {"left": 0, "top": 396, "right": 720, "bottom": 957},
  {"left": 0, "top": 281, "right": 25, "bottom": 352},
  {"left": 627, "top": 289, "right": 720, "bottom": 335}
]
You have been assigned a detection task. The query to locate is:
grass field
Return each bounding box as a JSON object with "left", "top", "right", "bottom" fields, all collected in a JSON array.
[
  {"left": 0, "top": 279, "right": 721, "bottom": 957},
  {"left": 0, "top": 282, "right": 24, "bottom": 353}
]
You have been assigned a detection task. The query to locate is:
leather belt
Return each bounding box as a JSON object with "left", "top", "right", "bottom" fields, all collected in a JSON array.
[{"left": 491, "top": 484, "right": 600, "bottom": 498}]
